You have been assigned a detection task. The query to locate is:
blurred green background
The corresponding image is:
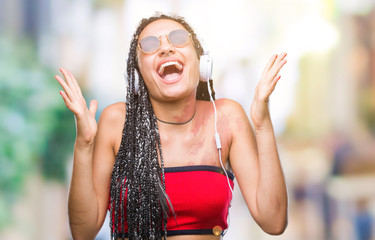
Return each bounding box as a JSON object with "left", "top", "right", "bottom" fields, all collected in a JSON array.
[{"left": 1, "top": 0, "right": 374, "bottom": 239}]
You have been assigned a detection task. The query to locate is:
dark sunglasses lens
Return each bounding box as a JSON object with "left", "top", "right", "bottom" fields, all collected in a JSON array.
[
  {"left": 139, "top": 36, "right": 160, "bottom": 53},
  {"left": 169, "top": 29, "right": 189, "bottom": 47}
]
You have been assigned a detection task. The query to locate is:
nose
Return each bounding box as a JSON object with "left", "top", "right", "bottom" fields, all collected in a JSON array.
[
  {"left": 160, "top": 49, "right": 174, "bottom": 57},
  {"left": 159, "top": 35, "right": 175, "bottom": 57}
]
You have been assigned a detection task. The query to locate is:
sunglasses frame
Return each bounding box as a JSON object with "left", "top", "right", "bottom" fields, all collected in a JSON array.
[{"left": 137, "top": 29, "right": 192, "bottom": 54}]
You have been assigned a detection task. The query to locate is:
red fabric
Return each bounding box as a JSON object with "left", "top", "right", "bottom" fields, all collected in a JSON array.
[
  {"left": 165, "top": 168, "right": 234, "bottom": 231},
  {"left": 109, "top": 165, "right": 234, "bottom": 234}
]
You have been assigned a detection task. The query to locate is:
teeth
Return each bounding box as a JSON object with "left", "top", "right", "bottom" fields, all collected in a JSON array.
[{"left": 158, "top": 61, "right": 183, "bottom": 75}]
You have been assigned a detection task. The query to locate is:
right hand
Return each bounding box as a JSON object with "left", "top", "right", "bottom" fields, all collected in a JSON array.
[
  {"left": 55, "top": 68, "right": 98, "bottom": 145},
  {"left": 250, "top": 53, "right": 287, "bottom": 130}
]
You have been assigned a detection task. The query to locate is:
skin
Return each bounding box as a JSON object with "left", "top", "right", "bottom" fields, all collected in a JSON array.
[{"left": 56, "top": 19, "right": 288, "bottom": 240}]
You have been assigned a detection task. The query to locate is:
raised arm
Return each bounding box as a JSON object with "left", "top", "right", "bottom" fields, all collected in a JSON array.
[
  {"left": 56, "top": 69, "right": 120, "bottom": 239},
  {"left": 229, "top": 53, "right": 288, "bottom": 235}
]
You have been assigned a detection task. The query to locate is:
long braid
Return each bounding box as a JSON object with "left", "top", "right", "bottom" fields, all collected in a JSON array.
[{"left": 109, "top": 13, "right": 216, "bottom": 240}]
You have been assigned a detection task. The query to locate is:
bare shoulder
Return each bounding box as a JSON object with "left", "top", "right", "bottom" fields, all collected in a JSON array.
[
  {"left": 96, "top": 102, "right": 126, "bottom": 148},
  {"left": 215, "top": 98, "right": 247, "bottom": 117},
  {"left": 198, "top": 98, "right": 248, "bottom": 122},
  {"left": 99, "top": 102, "right": 126, "bottom": 123},
  {"left": 215, "top": 98, "right": 252, "bottom": 135}
]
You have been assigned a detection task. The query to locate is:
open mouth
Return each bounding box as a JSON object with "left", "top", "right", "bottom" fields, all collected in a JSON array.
[{"left": 158, "top": 61, "right": 183, "bottom": 82}]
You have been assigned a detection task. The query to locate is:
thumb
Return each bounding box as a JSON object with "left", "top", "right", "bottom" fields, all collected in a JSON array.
[{"left": 89, "top": 100, "right": 98, "bottom": 116}]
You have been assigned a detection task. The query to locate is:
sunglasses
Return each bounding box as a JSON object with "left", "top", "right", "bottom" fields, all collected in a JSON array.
[{"left": 138, "top": 29, "right": 191, "bottom": 54}]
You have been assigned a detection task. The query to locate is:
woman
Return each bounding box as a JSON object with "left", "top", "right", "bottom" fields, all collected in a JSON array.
[{"left": 56, "top": 14, "right": 288, "bottom": 240}]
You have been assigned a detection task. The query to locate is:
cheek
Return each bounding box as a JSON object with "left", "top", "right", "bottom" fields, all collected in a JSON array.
[
  {"left": 138, "top": 58, "right": 153, "bottom": 81},
  {"left": 189, "top": 58, "right": 200, "bottom": 82},
  {"left": 137, "top": 56, "right": 148, "bottom": 74}
]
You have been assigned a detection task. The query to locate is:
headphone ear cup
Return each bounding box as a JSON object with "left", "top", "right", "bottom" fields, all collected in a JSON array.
[{"left": 199, "top": 54, "right": 213, "bottom": 82}]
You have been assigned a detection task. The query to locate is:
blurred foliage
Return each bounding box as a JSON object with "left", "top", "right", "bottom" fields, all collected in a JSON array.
[{"left": 0, "top": 36, "right": 75, "bottom": 229}]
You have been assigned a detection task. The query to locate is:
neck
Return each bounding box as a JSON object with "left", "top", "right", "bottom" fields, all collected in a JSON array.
[{"left": 151, "top": 94, "right": 197, "bottom": 126}]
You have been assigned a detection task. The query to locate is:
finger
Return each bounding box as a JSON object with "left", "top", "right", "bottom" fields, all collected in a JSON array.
[
  {"left": 67, "top": 70, "right": 84, "bottom": 98},
  {"left": 272, "top": 75, "right": 281, "bottom": 86},
  {"left": 60, "top": 68, "right": 81, "bottom": 97},
  {"left": 260, "top": 75, "right": 280, "bottom": 100},
  {"left": 276, "top": 59, "right": 287, "bottom": 73},
  {"left": 59, "top": 90, "right": 73, "bottom": 109},
  {"left": 55, "top": 75, "right": 77, "bottom": 102},
  {"left": 269, "top": 59, "right": 287, "bottom": 80},
  {"left": 60, "top": 91, "right": 83, "bottom": 116},
  {"left": 268, "top": 75, "right": 281, "bottom": 96},
  {"left": 270, "top": 53, "right": 287, "bottom": 73},
  {"left": 261, "top": 54, "right": 278, "bottom": 78},
  {"left": 60, "top": 68, "right": 73, "bottom": 87},
  {"left": 89, "top": 100, "right": 98, "bottom": 116},
  {"left": 272, "top": 52, "right": 287, "bottom": 69},
  {"left": 276, "top": 52, "right": 287, "bottom": 61}
]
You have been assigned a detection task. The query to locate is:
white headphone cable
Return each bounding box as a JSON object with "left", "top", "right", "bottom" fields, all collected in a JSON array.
[
  {"left": 206, "top": 79, "right": 234, "bottom": 194},
  {"left": 206, "top": 77, "right": 233, "bottom": 237}
]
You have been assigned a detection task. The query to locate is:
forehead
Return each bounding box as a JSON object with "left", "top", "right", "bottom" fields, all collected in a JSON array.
[{"left": 139, "top": 19, "right": 187, "bottom": 39}]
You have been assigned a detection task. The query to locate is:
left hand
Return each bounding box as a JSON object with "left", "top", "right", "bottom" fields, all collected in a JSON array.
[{"left": 250, "top": 53, "right": 287, "bottom": 129}]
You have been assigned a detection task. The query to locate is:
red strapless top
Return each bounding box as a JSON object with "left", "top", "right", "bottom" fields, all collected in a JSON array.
[{"left": 110, "top": 165, "right": 234, "bottom": 236}]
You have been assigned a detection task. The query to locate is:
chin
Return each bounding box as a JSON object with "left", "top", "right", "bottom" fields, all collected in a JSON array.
[
  {"left": 157, "top": 84, "right": 197, "bottom": 102},
  {"left": 160, "top": 89, "right": 192, "bottom": 101}
]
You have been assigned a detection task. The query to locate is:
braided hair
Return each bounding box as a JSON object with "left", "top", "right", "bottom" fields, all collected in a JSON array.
[{"left": 109, "top": 13, "right": 216, "bottom": 240}]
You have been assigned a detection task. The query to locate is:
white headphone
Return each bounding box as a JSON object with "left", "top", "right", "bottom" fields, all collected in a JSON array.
[{"left": 198, "top": 38, "right": 213, "bottom": 82}]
